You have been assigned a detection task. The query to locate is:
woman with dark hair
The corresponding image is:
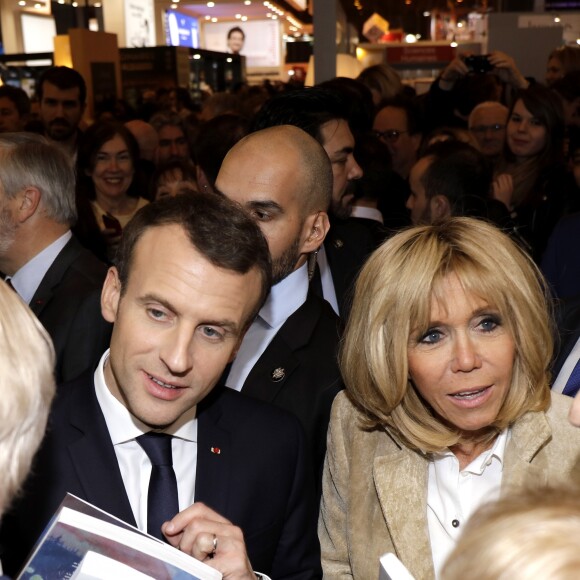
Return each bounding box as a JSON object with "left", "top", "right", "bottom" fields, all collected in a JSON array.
[
  {"left": 492, "top": 85, "right": 576, "bottom": 260},
  {"left": 74, "top": 121, "right": 149, "bottom": 262}
]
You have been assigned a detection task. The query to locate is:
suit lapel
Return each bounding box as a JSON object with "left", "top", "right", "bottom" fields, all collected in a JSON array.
[
  {"left": 29, "top": 237, "right": 81, "bottom": 315},
  {"left": 241, "top": 295, "right": 320, "bottom": 402},
  {"left": 67, "top": 379, "right": 136, "bottom": 525},
  {"left": 195, "top": 389, "right": 232, "bottom": 517},
  {"left": 373, "top": 448, "right": 435, "bottom": 580},
  {"left": 502, "top": 409, "right": 551, "bottom": 491}
]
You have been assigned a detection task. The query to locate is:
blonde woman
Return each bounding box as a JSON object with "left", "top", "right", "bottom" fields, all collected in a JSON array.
[
  {"left": 319, "top": 217, "right": 580, "bottom": 579},
  {"left": 0, "top": 280, "right": 55, "bottom": 516}
]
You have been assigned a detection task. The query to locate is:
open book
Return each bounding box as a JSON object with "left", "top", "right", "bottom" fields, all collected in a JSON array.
[{"left": 17, "top": 494, "right": 222, "bottom": 580}]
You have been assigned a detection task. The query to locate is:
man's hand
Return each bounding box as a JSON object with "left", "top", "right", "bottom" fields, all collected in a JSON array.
[
  {"left": 163, "top": 502, "right": 256, "bottom": 580},
  {"left": 492, "top": 173, "right": 514, "bottom": 209},
  {"left": 489, "top": 50, "right": 529, "bottom": 90},
  {"left": 439, "top": 56, "right": 469, "bottom": 91}
]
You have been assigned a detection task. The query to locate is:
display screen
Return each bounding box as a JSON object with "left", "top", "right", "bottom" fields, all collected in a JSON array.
[{"left": 165, "top": 10, "right": 200, "bottom": 49}]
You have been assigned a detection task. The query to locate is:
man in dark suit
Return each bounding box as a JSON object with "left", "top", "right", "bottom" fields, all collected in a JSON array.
[
  {"left": 216, "top": 126, "right": 343, "bottom": 488},
  {"left": 253, "top": 87, "right": 376, "bottom": 317},
  {"left": 0, "top": 194, "right": 320, "bottom": 579},
  {"left": 0, "top": 132, "right": 111, "bottom": 383},
  {"left": 551, "top": 295, "right": 580, "bottom": 398}
]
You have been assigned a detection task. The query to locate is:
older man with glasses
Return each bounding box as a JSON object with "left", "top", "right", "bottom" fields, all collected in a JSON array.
[{"left": 468, "top": 101, "right": 509, "bottom": 161}]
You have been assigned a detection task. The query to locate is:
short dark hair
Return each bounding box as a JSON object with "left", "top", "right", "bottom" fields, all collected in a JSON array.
[
  {"left": 376, "top": 95, "right": 424, "bottom": 136},
  {"left": 421, "top": 140, "right": 492, "bottom": 217},
  {"left": 37, "top": 66, "right": 87, "bottom": 105},
  {"left": 0, "top": 86, "right": 30, "bottom": 117},
  {"left": 193, "top": 113, "right": 250, "bottom": 188},
  {"left": 252, "top": 87, "right": 350, "bottom": 145},
  {"left": 116, "top": 194, "right": 272, "bottom": 328},
  {"left": 227, "top": 26, "right": 245, "bottom": 40}
]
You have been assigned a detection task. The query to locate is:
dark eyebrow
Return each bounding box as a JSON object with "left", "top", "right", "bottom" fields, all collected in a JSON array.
[
  {"left": 245, "top": 200, "right": 284, "bottom": 214},
  {"left": 139, "top": 293, "right": 241, "bottom": 335}
]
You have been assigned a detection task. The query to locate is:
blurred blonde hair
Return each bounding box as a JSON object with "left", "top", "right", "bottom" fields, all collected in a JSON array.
[
  {"left": 341, "top": 217, "right": 552, "bottom": 452},
  {"left": 442, "top": 485, "right": 580, "bottom": 580},
  {"left": 0, "top": 280, "right": 55, "bottom": 513},
  {"left": 357, "top": 64, "right": 403, "bottom": 106}
]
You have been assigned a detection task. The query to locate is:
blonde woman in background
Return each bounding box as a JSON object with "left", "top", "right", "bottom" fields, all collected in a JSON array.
[{"left": 442, "top": 485, "right": 580, "bottom": 580}]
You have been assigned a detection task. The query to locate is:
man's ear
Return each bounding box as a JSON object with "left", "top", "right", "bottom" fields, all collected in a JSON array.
[
  {"left": 300, "top": 211, "right": 330, "bottom": 254},
  {"left": 17, "top": 187, "right": 41, "bottom": 223},
  {"left": 101, "top": 267, "right": 122, "bottom": 323},
  {"left": 429, "top": 194, "right": 451, "bottom": 221}
]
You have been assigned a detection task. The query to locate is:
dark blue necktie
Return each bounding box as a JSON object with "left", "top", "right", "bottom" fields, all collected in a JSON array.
[
  {"left": 563, "top": 359, "right": 580, "bottom": 397},
  {"left": 137, "top": 432, "right": 179, "bottom": 541}
]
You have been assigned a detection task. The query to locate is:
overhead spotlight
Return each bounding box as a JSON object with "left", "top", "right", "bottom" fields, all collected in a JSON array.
[
  {"left": 577, "top": 38, "right": 580, "bottom": 45},
  {"left": 94, "top": 1, "right": 101, "bottom": 5},
  {"left": 554, "top": 16, "right": 561, "bottom": 23},
  {"left": 207, "top": 1, "right": 215, "bottom": 6},
  {"left": 244, "top": 0, "right": 251, "bottom": 4},
  {"left": 193, "top": 54, "right": 201, "bottom": 60},
  {"left": 72, "top": 1, "right": 78, "bottom": 5},
  {"left": 423, "top": 11, "right": 430, "bottom": 16},
  {"left": 450, "top": 41, "right": 458, "bottom": 47},
  {"left": 288, "top": 70, "right": 295, "bottom": 76},
  {"left": 266, "top": 12, "right": 271, "bottom": 16},
  {"left": 170, "top": 3, "right": 177, "bottom": 7},
  {"left": 18, "top": 0, "right": 25, "bottom": 5},
  {"left": 241, "top": 15, "right": 248, "bottom": 20},
  {"left": 205, "top": 15, "right": 211, "bottom": 19},
  {"left": 227, "top": 57, "right": 232, "bottom": 62},
  {"left": 457, "top": 22, "right": 463, "bottom": 28},
  {"left": 272, "top": 15, "right": 278, "bottom": 19},
  {"left": 211, "top": 17, "right": 217, "bottom": 21},
  {"left": 235, "top": 13, "right": 241, "bottom": 18}
]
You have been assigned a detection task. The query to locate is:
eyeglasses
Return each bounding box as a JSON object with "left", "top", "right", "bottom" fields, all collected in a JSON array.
[
  {"left": 373, "top": 129, "right": 409, "bottom": 142},
  {"left": 470, "top": 124, "right": 506, "bottom": 134}
]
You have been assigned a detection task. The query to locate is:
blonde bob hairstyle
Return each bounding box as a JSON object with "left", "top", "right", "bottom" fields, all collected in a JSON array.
[
  {"left": 341, "top": 217, "right": 552, "bottom": 452},
  {"left": 0, "top": 280, "right": 55, "bottom": 514},
  {"left": 441, "top": 485, "right": 580, "bottom": 580}
]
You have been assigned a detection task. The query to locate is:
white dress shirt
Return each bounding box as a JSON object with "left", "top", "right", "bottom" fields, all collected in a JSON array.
[
  {"left": 94, "top": 350, "right": 198, "bottom": 532},
  {"left": 226, "top": 264, "right": 310, "bottom": 391},
  {"left": 552, "top": 336, "right": 580, "bottom": 394},
  {"left": 10, "top": 231, "right": 72, "bottom": 304},
  {"left": 315, "top": 245, "right": 340, "bottom": 316},
  {"left": 427, "top": 429, "right": 509, "bottom": 578},
  {"left": 350, "top": 205, "right": 384, "bottom": 224}
]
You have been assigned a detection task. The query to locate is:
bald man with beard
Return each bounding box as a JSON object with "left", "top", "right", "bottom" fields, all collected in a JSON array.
[{"left": 216, "top": 126, "right": 344, "bottom": 492}]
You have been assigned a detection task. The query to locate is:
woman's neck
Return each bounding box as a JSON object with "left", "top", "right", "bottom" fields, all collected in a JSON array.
[
  {"left": 95, "top": 193, "right": 135, "bottom": 216},
  {"left": 450, "top": 437, "right": 495, "bottom": 471}
]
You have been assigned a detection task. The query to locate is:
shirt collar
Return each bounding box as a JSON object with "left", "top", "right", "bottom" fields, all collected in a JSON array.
[
  {"left": 432, "top": 429, "right": 510, "bottom": 475},
  {"left": 259, "top": 263, "right": 309, "bottom": 328},
  {"left": 94, "top": 350, "right": 197, "bottom": 446},
  {"left": 11, "top": 231, "right": 72, "bottom": 304}
]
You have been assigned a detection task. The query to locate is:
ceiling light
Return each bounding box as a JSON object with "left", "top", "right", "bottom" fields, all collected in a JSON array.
[
  {"left": 272, "top": 15, "right": 277, "bottom": 19},
  {"left": 207, "top": 1, "right": 215, "bottom": 6},
  {"left": 72, "top": 1, "right": 78, "bottom": 6},
  {"left": 450, "top": 41, "right": 458, "bottom": 47},
  {"left": 241, "top": 15, "right": 247, "bottom": 20},
  {"left": 235, "top": 13, "right": 241, "bottom": 18},
  {"left": 205, "top": 15, "right": 210, "bottom": 19},
  {"left": 193, "top": 54, "right": 201, "bottom": 60},
  {"left": 423, "top": 11, "right": 430, "bottom": 16},
  {"left": 244, "top": 0, "right": 251, "bottom": 4},
  {"left": 94, "top": 1, "right": 101, "bottom": 5},
  {"left": 18, "top": 0, "right": 25, "bottom": 5},
  {"left": 227, "top": 57, "right": 232, "bottom": 62},
  {"left": 211, "top": 17, "right": 218, "bottom": 21},
  {"left": 554, "top": 16, "right": 561, "bottom": 22}
]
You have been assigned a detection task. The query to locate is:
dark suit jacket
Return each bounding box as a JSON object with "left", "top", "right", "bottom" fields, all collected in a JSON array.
[
  {"left": 30, "top": 236, "right": 112, "bottom": 383},
  {"left": 552, "top": 295, "right": 580, "bottom": 383},
  {"left": 0, "top": 375, "right": 321, "bottom": 579},
  {"left": 321, "top": 217, "right": 376, "bottom": 317},
  {"left": 240, "top": 292, "right": 344, "bottom": 492},
  {"left": 541, "top": 212, "right": 580, "bottom": 300}
]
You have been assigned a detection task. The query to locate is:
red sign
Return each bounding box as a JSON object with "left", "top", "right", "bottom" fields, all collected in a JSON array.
[{"left": 386, "top": 45, "right": 456, "bottom": 64}]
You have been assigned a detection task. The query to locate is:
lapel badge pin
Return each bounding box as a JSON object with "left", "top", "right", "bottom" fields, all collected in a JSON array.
[
  {"left": 332, "top": 239, "right": 344, "bottom": 249},
  {"left": 271, "top": 367, "right": 286, "bottom": 382},
  {"left": 211, "top": 447, "right": 221, "bottom": 455}
]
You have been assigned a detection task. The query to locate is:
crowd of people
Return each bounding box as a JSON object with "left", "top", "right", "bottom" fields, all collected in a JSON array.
[{"left": 0, "top": 44, "right": 580, "bottom": 579}]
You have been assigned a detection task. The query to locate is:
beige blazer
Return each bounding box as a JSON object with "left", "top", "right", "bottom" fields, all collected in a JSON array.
[{"left": 319, "top": 391, "right": 580, "bottom": 579}]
